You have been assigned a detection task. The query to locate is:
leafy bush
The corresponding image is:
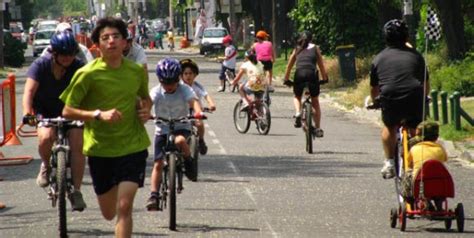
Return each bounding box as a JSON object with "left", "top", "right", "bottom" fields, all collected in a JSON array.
[
  {"left": 3, "top": 33, "right": 26, "bottom": 67},
  {"left": 429, "top": 53, "right": 474, "bottom": 96}
]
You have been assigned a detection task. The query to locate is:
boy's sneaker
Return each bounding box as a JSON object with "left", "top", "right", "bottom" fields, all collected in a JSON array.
[
  {"left": 240, "top": 100, "right": 249, "bottom": 111},
  {"left": 217, "top": 86, "right": 225, "bottom": 92},
  {"left": 267, "top": 85, "right": 275, "bottom": 92},
  {"left": 199, "top": 139, "right": 208, "bottom": 155},
  {"left": 381, "top": 159, "right": 395, "bottom": 179},
  {"left": 69, "top": 190, "right": 87, "bottom": 211},
  {"left": 294, "top": 115, "right": 302, "bottom": 128},
  {"left": 146, "top": 195, "right": 161, "bottom": 211},
  {"left": 184, "top": 157, "right": 197, "bottom": 182},
  {"left": 36, "top": 163, "right": 50, "bottom": 188},
  {"left": 314, "top": 128, "right": 324, "bottom": 138}
]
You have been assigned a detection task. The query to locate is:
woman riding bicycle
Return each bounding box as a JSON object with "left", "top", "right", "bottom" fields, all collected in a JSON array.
[
  {"left": 23, "top": 31, "right": 87, "bottom": 211},
  {"left": 231, "top": 50, "right": 268, "bottom": 109},
  {"left": 283, "top": 31, "right": 329, "bottom": 138}
]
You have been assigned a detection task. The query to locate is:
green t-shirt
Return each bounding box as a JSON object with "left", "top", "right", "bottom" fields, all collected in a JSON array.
[{"left": 60, "top": 58, "right": 151, "bottom": 157}]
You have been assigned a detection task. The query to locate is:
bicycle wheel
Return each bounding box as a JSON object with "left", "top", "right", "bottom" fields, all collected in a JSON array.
[
  {"left": 256, "top": 103, "right": 271, "bottom": 135},
  {"left": 168, "top": 154, "right": 177, "bottom": 230},
  {"left": 304, "top": 102, "right": 313, "bottom": 154},
  {"left": 188, "top": 134, "right": 199, "bottom": 180},
  {"left": 233, "top": 100, "right": 250, "bottom": 133},
  {"left": 56, "top": 150, "right": 68, "bottom": 238}
]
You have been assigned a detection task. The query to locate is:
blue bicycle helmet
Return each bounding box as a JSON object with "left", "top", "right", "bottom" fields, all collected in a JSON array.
[
  {"left": 50, "top": 31, "right": 79, "bottom": 55},
  {"left": 383, "top": 19, "right": 408, "bottom": 46},
  {"left": 156, "top": 58, "right": 181, "bottom": 84}
]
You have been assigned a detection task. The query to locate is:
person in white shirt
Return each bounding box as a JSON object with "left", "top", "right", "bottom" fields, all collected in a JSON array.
[
  {"left": 40, "top": 22, "right": 94, "bottom": 63},
  {"left": 123, "top": 29, "right": 148, "bottom": 77},
  {"left": 218, "top": 35, "right": 237, "bottom": 92}
]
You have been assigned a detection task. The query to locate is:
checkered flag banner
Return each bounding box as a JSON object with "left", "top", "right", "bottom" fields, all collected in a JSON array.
[{"left": 425, "top": 5, "right": 442, "bottom": 41}]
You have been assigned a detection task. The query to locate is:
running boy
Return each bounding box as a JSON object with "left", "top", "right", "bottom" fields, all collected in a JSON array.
[
  {"left": 180, "top": 58, "right": 216, "bottom": 155},
  {"left": 146, "top": 58, "right": 203, "bottom": 211}
]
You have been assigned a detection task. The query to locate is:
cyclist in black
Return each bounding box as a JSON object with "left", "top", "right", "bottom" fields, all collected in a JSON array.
[
  {"left": 370, "top": 19, "right": 429, "bottom": 179},
  {"left": 283, "top": 31, "right": 329, "bottom": 137}
]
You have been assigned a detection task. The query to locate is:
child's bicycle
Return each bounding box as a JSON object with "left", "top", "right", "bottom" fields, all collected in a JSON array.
[
  {"left": 153, "top": 114, "right": 206, "bottom": 230},
  {"left": 233, "top": 88, "right": 271, "bottom": 135},
  {"left": 188, "top": 108, "right": 212, "bottom": 181},
  {"left": 17, "top": 115, "right": 84, "bottom": 238},
  {"left": 366, "top": 98, "right": 464, "bottom": 232},
  {"left": 225, "top": 69, "right": 239, "bottom": 93}
]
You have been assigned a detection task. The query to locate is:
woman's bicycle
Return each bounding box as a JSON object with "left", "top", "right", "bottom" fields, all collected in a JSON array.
[
  {"left": 154, "top": 114, "right": 206, "bottom": 230},
  {"left": 18, "top": 115, "right": 83, "bottom": 238},
  {"left": 233, "top": 89, "right": 271, "bottom": 135}
]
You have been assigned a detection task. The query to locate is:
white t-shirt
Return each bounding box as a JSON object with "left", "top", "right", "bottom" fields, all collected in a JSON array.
[
  {"left": 240, "top": 61, "right": 267, "bottom": 91},
  {"left": 149, "top": 83, "right": 196, "bottom": 135},
  {"left": 126, "top": 42, "right": 147, "bottom": 65},
  {"left": 189, "top": 81, "right": 208, "bottom": 106},
  {"left": 223, "top": 45, "right": 237, "bottom": 69}
]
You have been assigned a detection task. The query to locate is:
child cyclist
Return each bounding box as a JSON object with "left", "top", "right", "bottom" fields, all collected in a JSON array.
[
  {"left": 180, "top": 58, "right": 216, "bottom": 155},
  {"left": 218, "top": 35, "right": 237, "bottom": 92},
  {"left": 231, "top": 50, "right": 267, "bottom": 109},
  {"left": 146, "top": 58, "right": 203, "bottom": 211}
]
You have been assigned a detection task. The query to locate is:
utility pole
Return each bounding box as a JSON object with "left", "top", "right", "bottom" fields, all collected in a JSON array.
[
  {"left": 0, "top": 0, "right": 4, "bottom": 69},
  {"left": 169, "top": 0, "right": 174, "bottom": 29},
  {"left": 229, "top": 0, "right": 235, "bottom": 37},
  {"left": 272, "top": 0, "right": 277, "bottom": 55},
  {"left": 403, "top": 0, "right": 416, "bottom": 48}
]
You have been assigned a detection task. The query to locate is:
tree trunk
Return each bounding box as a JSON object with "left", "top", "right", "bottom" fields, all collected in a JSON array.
[{"left": 433, "top": 0, "right": 466, "bottom": 60}]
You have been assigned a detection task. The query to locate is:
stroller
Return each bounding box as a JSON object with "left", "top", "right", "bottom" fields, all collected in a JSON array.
[{"left": 390, "top": 159, "right": 464, "bottom": 232}]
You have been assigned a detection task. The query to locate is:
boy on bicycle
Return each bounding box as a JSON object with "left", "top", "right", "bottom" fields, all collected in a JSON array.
[
  {"left": 218, "top": 35, "right": 237, "bottom": 92},
  {"left": 180, "top": 58, "right": 216, "bottom": 155},
  {"left": 231, "top": 50, "right": 267, "bottom": 109},
  {"left": 146, "top": 58, "right": 203, "bottom": 211}
]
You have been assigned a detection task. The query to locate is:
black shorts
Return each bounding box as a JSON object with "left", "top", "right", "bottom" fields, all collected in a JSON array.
[
  {"left": 219, "top": 65, "right": 235, "bottom": 80},
  {"left": 260, "top": 60, "right": 273, "bottom": 71},
  {"left": 293, "top": 69, "right": 320, "bottom": 97},
  {"left": 381, "top": 89, "right": 424, "bottom": 129},
  {"left": 88, "top": 150, "right": 148, "bottom": 195},
  {"left": 154, "top": 130, "right": 191, "bottom": 161}
]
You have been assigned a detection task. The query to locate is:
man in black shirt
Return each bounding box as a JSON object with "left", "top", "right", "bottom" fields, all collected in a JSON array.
[{"left": 370, "top": 19, "right": 429, "bottom": 179}]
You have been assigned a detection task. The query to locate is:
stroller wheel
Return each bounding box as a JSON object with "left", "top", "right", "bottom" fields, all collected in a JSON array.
[
  {"left": 390, "top": 207, "right": 397, "bottom": 228},
  {"left": 455, "top": 203, "right": 464, "bottom": 232}
]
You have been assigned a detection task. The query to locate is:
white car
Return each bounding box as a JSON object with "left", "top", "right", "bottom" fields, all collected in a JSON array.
[
  {"left": 37, "top": 20, "right": 59, "bottom": 32},
  {"left": 33, "top": 30, "right": 54, "bottom": 57},
  {"left": 200, "top": 27, "right": 229, "bottom": 55}
]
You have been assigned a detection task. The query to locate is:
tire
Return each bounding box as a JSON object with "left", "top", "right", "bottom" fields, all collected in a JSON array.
[
  {"left": 304, "top": 102, "right": 313, "bottom": 154},
  {"left": 57, "top": 150, "right": 68, "bottom": 238},
  {"left": 188, "top": 134, "right": 199, "bottom": 180},
  {"left": 168, "top": 154, "right": 177, "bottom": 230},
  {"left": 233, "top": 100, "right": 250, "bottom": 133},
  {"left": 455, "top": 203, "right": 464, "bottom": 232},
  {"left": 256, "top": 103, "right": 271, "bottom": 135},
  {"left": 390, "top": 207, "right": 397, "bottom": 228},
  {"left": 400, "top": 205, "right": 407, "bottom": 231}
]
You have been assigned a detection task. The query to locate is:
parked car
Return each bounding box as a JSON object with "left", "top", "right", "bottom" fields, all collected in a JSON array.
[
  {"left": 200, "top": 27, "right": 229, "bottom": 55},
  {"left": 32, "top": 30, "right": 54, "bottom": 57}
]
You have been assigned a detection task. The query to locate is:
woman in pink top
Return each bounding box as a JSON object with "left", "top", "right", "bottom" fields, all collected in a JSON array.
[{"left": 252, "top": 30, "right": 275, "bottom": 90}]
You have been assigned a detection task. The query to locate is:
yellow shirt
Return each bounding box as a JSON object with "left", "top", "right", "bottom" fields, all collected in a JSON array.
[{"left": 407, "top": 141, "right": 448, "bottom": 177}]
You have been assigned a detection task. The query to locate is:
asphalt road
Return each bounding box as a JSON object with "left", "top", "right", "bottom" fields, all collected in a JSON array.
[{"left": 0, "top": 48, "right": 472, "bottom": 237}]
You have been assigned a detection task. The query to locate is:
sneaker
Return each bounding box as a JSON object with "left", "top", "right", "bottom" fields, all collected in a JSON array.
[
  {"left": 146, "top": 195, "right": 161, "bottom": 211},
  {"left": 294, "top": 115, "right": 302, "bottom": 128},
  {"left": 267, "top": 85, "right": 275, "bottom": 92},
  {"left": 314, "top": 128, "right": 324, "bottom": 138},
  {"left": 217, "top": 86, "right": 225, "bottom": 92},
  {"left": 69, "top": 190, "right": 87, "bottom": 211},
  {"left": 36, "top": 163, "right": 50, "bottom": 188},
  {"left": 381, "top": 159, "right": 395, "bottom": 179},
  {"left": 184, "top": 156, "right": 197, "bottom": 182},
  {"left": 199, "top": 139, "right": 208, "bottom": 155},
  {"left": 240, "top": 100, "right": 249, "bottom": 111}
]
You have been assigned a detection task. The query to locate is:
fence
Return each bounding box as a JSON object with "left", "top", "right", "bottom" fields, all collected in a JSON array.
[
  {"left": 0, "top": 73, "right": 33, "bottom": 166},
  {"left": 430, "top": 90, "right": 473, "bottom": 130}
]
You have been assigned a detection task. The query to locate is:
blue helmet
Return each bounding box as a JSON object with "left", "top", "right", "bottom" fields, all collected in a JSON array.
[
  {"left": 50, "top": 31, "right": 78, "bottom": 55},
  {"left": 156, "top": 58, "right": 181, "bottom": 84}
]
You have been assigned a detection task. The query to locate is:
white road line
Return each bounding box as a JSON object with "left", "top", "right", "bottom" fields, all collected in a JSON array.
[
  {"left": 208, "top": 130, "right": 216, "bottom": 137},
  {"left": 212, "top": 139, "right": 219, "bottom": 144},
  {"left": 227, "top": 161, "right": 278, "bottom": 238}
]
